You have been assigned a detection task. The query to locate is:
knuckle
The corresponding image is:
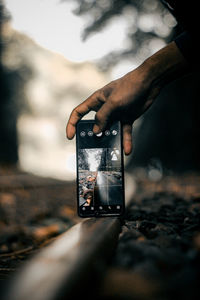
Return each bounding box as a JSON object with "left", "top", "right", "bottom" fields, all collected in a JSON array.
[{"left": 72, "top": 106, "right": 79, "bottom": 114}]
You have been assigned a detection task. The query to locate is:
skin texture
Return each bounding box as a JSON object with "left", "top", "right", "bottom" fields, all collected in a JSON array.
[{"left": 66, "top": 42, "right": 189, "bottom": 155}]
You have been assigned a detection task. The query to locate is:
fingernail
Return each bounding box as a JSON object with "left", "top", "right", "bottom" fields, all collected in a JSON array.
[
  {"left": 66, "top": 133, "right": 73, "bottom": 140},
  {"left": 93, "top": 124, "right": 100, "bottom": 133}
]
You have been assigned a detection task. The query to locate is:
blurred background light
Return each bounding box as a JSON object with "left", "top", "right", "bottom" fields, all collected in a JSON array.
[
  {"left": 5, "top": 0, "right": 128, "bottom": 62},
  {"left": 2, "top": 0, "right": 175, "bottom": 180}
]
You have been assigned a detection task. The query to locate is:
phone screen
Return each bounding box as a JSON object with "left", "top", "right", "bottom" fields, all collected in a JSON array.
[{"left": 76, "top": 120, "right": 125, "bottom": 217}]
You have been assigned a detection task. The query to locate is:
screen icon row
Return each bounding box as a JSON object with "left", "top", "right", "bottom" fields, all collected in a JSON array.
[
  {"left": 80, "top": 129, "right": 118, "bottom": 137},
  {"left": 82, "top": 205, "right": 121, "bottom": 210}
]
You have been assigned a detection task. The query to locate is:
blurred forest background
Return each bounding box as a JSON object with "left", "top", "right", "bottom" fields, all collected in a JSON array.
[{"left": 0, "top": 0, "right": 200, "bottom": 181}]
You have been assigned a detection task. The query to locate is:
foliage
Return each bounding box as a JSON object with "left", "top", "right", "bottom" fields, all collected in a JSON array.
[{"left": 63, "top": 0, "right": 177, "bottom": 69}]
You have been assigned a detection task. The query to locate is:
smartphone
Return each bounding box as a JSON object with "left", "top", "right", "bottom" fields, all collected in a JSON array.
[{"left": 76, "top": 120, "right": 125, "bottom": 217}]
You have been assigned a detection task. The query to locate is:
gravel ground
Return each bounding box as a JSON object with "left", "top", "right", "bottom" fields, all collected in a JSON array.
[
  {"left": 111, "top": 173, "right": 200, "bottom": 300},
  {"left": 1, "top": 167, "right": 200, "bottom": 299},
  {"left": 0, "top": 167, "right": 77, "bottom": 284}
]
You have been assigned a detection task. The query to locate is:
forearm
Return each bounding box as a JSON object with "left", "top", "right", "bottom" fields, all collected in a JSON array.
[{"left": 141, "top": 41, "right": 190, "bottom": 89}]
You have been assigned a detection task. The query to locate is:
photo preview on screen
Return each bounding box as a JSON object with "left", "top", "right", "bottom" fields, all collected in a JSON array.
[{"left": 76, "top": 120, "right": 125, "bottom": 217}]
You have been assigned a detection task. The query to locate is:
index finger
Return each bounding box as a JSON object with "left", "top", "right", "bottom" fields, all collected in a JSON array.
[{"left": 66, "top": 94, "right": 104, "bottom": 139}]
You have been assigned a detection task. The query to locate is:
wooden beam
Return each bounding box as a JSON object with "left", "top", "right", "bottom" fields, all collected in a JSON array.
[{"left": 4, "top": 217, "right": 121, "bottom": 300}]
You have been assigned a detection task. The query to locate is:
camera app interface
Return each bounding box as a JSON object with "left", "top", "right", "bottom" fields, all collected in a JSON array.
[{"left": 77, "top": 121, "right": 124, "bottom": 216}]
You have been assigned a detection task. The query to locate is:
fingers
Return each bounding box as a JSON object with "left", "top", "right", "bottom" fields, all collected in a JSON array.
[
  {"left": 123, "top": 124, "right": 132, "bottom": 155},
  {"left": 93, "top": 100, "right": 114, "bottom": 133},
  {"left": 66, "top": 93, "right": 104, "bottom": 139},
  {"left": 66, "top": 103, "right": 89, "bottom": 139}
]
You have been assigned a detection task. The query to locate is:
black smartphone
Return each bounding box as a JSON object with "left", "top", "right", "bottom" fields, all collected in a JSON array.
[{"left": 76, "top": 120, "right": 125, "bottom": 217}]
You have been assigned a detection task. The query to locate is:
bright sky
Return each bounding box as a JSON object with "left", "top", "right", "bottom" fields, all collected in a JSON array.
[{"left": 5, "top": 0, "right": 129, "bottom": 63}]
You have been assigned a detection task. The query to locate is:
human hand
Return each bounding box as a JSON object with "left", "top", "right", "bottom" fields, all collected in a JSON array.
[
  {"left": 66, "top": 65, "right": 158, "bottom": 155},
  {"left": 66, "top": 42, "right": 188, "bottom": 155}
]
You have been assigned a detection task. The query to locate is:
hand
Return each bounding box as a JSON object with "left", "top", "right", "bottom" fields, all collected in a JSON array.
[
  {"left": 66, "top": 65, "right": 158, "bottom": 155},
  {"left": 66, "top": 42, "right": 189, "bottom": 155}
]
